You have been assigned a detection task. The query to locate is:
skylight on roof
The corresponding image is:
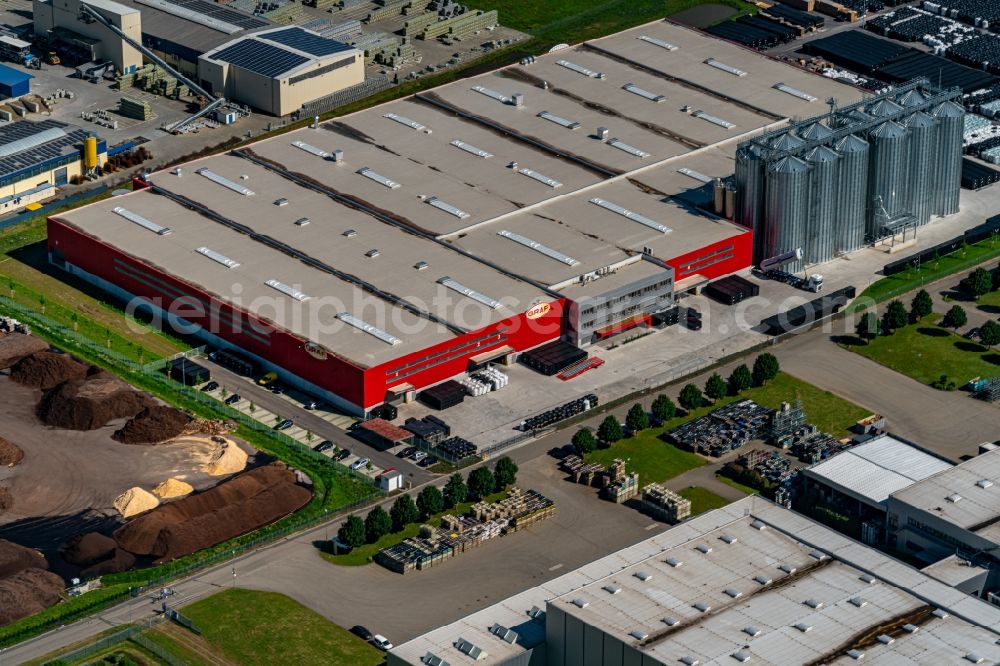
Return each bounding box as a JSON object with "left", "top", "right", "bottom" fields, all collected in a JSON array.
[
  {"left": 336, "top": 312, "right": 402, "bottom": 346},
  {"left": 678, "top": 167, "right": 714, "bottom": 183},
  {"left": 705, "top": 58, "right": 747, "bottom": 76},
  {"left": 496, "top": 230, "right": 579, "bottom": 266},
  {"left": 603, "top": 584, "right": 621, "bottom": 595},
  {"left": 518, "top": 167, "right": 563, "bottom": 188},
  {"left": 693, "top": 110, "right": 736, "bottom": 129},
  {"left": 196, "top": 167, "right": 255, "bottom": 196},
  {"left": 590, "top": 197, "right": 670, "bottom": 233},
  {"left": 538, "top": 111, "right": 580, "bottom": 130},
  {"left": 384, "top": 112, "right": 428, "bottom": 132},
  {"left": 638, "top": 35, "right": 678, "bottom": 51},
  {"left": 196, "top": 246, "right": 240, "bottom": 269},
  {"left": 438, "top": 276, "right": 502, "bottom": 310},
  {"left": 774, "top": 82, "right": 818, "bottom": 102},
  {"left": 113, "top": 206, "right": 171, "bottom": 235},
  {"left": 471, "top": 85, "right": 510, "bottom": 104},
  {"left": 426, "top": 196, "right": 470, "bottom": 220},
  {"left": 450, "top": 139, "right": 493, "bottom": 159},
  {"left": 556, "top": 59, "right": 602, "bottom": 78},
  {"left": 623, "top": 83, "right": 665, "bottom": 102},
  {"left": 607, "top": 139, "right": 651, "bottom": 159},
  {"left": 357, "top": 167, "right": 401, "bottom": 189},
  {"left": 292, "top": 140, "right": 331, "bottom": 159},
  {"left": 265, "top": 278, "right": 309, "bottom": 302}
]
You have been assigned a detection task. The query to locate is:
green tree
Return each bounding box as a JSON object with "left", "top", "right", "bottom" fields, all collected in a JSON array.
[
  {"left": 625, "top": 403, "right": 649, "bottom": 433},
  {"left": 728, "top": 364, "right": 752, "bottom": 395},
  {"left": 910, "top": 289, "right": 933, "bottom": 320},
  {"left": 71, "top": 312, "right": 79, "bottom": 332},
  {"left": 468, "top": 467, "right": 496, "bottom": 501},
  {"left": 416, "top": 485, "right": 444, "bottom": 519},
  {"left": 882, "top": 300, "right": 908, "bottom": 332},
  {"left": 752, "top": 353, "right": 780, "bottom": 386},
  {"left": 248, "top": 402, "right": 256, "bottom": 415},
  {"left": 678, "top": 383, "right": 703, "bottom": 411},
  {"left": 390, "top": 494, "right": 419, "bottom": 531},
  {"left": 494, "top": 456, "right": 518, "bottom": 491},
  {"left": 942, "top": 305, "right": 967, "bottom": 330},
  {"left": 650, "top": 394, "right": 676, "bottom": 424},
  {"left": 38, "top": 294, "right": 45, "bottom": 315},
  {"left": 705, "top": 372, "right": 727, "bottom": 401},
  {"left": 572, "top": 427, "right": 598, "bottom": 454},
  {"left": 337, "top": 515, "right": 365, "bottom": 550},
  {"left": 966, "top": 267, "right": 993, "bottom": 299},
  {"left": 364, "top": 506, "right": 392, "bottom": 543},
  {"left": 443, "top": 473, "right": 468, "bottom": 508},
  {"left": 979, "top": 320, "right": 1000, "bottom": 347},
  {"left": 857, "top": 311, "right": 879, "bottom": 344},
  {"left": 597, "top": 415, "right": 624, "bottom": 444}
]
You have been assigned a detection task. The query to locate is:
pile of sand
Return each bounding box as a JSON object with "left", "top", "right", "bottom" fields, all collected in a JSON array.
[
  {"left": 61, "top": 532, "right": 117, "bottom": 567},
  {"left": 113, "top": 486, "right": 160, "bottom": 518},
  {"left": 36, "top": 372, "right": 155, "bottom": 430},
  {"left": 10, "top": 352, "right": 88, "bottom": 390},
  {"left": 152, "top": 478, "right": 193, "bottom": 499},
  {"left": 0, "top": 435, "right": 23, "bottom": 466},
  {"left": 202, "top": 441, "right": 248, "bottom": 476},
  {"left": 0, "top": 334, "right": 47, "bottom": 370},
  {"left": 0, "top": 568, "right": 64, "bottom": 626},
  {"left": 114, "top": 463, "right": 312, "bottom": 563},
  {"left": 113, "top": 406, "right": 191, "bottom": 444}
]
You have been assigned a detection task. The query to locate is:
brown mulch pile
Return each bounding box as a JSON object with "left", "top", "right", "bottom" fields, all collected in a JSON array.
[
  {"left": 0, "top": 334, "right": 47, "bottom": 370},
  {"left": 113, "top": 406, "right": 191, "bottom": 444},
  {"left": 0, "top": 487, "right": 11, "bottom": 514},
  {"left": 36, "top": 372, "right": 155, "bottom": 430},
  {"left": 0, "top": 539, "right": 45, "bottom": 578},
  {"left": 0, "top": 436, "right": 23, "bottom": 466},
  {"left": 114, "top": 463, "right": 312, "bottom": 563},
  {"left": 10, "top": 352, "right": 88, "bottom": 390},
  {"left": 61, "top": 532, "right": 117, "bottom": 567},
  {"left": 80, "top": 548, "right": 136, "bottom": 578}
]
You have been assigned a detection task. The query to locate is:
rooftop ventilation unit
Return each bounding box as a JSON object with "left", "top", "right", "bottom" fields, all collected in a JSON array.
[
  {"left": 693, "top": 110, "right": 736, "bottom": 129},
  {"left": 634, "top": 571, "right": 653, "bottom": 582},
  {"left": 572, "top": 598, "right": 589, "bottom": 608},
  {"left": 849, "top": 596, "right": 867, "bottom": 608},
  {"left": 196, "top": 167, "right": 255, "bottom": 196},
  {"left": 590, "top": 197, "right": 669, "bottom": 233},
  {"left": 693, "top": 601, "right": 711, "bottom": 613},
  {"left": 384, "top": 112, "right": 428, "bottom": 132},
  {"left": 426, "top": 196, "right": 471, "bottom": 220},
  {"left": 804, "top": 599, "right": 823, "bottom": 609},
  {"left": 365, "top": 249, "right": 380, "bottom": 258},
  {"left": 876, "top": 635, "right": 895, "bottom": 645},
  {"left": 732, "top": 650, "right": 752, "bottom": 663},
  {"left": 977, "top": 480, "right": 994, "bottom": 489},
  {"left": 623, "top": 83, "right": 665, "bottom": 102},
  {"left": 847, "top": 650, "right": 865, "bottom": 661},
  {"left": 265, "top": 279, "right": 309, "bottom": 302},
  {"left": 750, "top": 520, "right": 767, "bottom": 530},
  {"left": 680, "top": 657, "right": 699, "bottom": 666},
  {"left": 518, "top": 167, "right": 563, "bottom": 188},
  {"left": 274, "top": 198, "right": 288, "bottom": 206},
  {"left": 774, "top": 83, "right": 817, "bottom": 102},
  {"left": 794, "top": 622, "right": 812, "bottom": 633},
  {"left": 779, "top": 563, "right": 797, "bottom": 574},
  {"left": 343, "top": 229, "right": 357, "bottom": 238},
  {"left": 666, "top": 558, "right": 683, "bottom": 568},
  {"left": 454, "top": 638, "right": 487, "bottom": 661},
  {"left": 336, "top": 312, "right": 402, "bottom": 345},
  {"left": 292, "top": 140, "right": 332, "bottom": 159},
  {"left": 438, "top": 276, "right": 502, "bottom": 309},
  {"left": 639, "top": 35, "right": 678, "bottom": 51},
  {"left": 471, "top": 85, "right": 511, "bottom": 104},
  {"left": 607, "top": 139, "right": 651, "bottom": 158},
  {"left": 538, "top": 111, "right": 580, "bottom": 130},
  {"left": 294, "top": 218, "right": 310, "bottom": 226},
  {"left": 357, "top": 167, "right": 401, "bottom": 189},
  {"left": 966, "top": 654, "right": 984, "bottom": 663},
  {"left": 860, "top": 574, "right": 876, "bottom": 584},
  {"left": 629, "top": 630, "right": 649, "bottom": 641},
  {"left": 932, "top": 609, "right": 949, "bottom": 619},
  {"left": 754, "top": 574, "right": 772, "bottom": 586},
  {"left": 947, "top": 493, "right": 963, "bottom": 502},
  {"left": 113, "top": 207, "right": 171, "bottom": 235},
  {"left": 663, "top": 617, "right": 680, "bottom": 627},
  {"left": 528, "top": 606, "right": 546, "bottom": 620},
  {"left": 809, "top": 550, "right": 827, "bottom": 561},
  {"left": 603, "top": 584, "right": 622, "bottom": 595},
  {"left": 720, "top": 534, "right": 738, "bottom": 544},
  {"left": 725, "top": 588, "right": 743, "bottom": 599},
  {"left": 678, "top": 167, "right": 714, "bottom": 183},
  {"left": 489, "top": 624, "right": 519, "bottom": 644},
  {"left": 743, "top": 626, "right": 761, "bottom": 637},
  {"left": 556, "top": 59, "right": 602, "bottom": 78},
  {"left": 902, "top": 624, "right": 919, "bottom": 633},
  {"left": 451, "top": 140, "right": 493, "bottom": 159},
  {"left": 196, "top": 246, "right": 240, "bottom": 269},
  {"left": 704, "top": 58, "right": 746, "bottom": 76},
  {"left": 414, "top": 261, "right": 428, "bottom": 271},
  {"left": 497, "top": 230, "right": 580, "bottom": 266},
  {"left": 421, "top": 653, "right": 450, "bottom": 666}
]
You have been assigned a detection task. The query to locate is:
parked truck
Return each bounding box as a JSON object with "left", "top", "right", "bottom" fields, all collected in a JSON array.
[{"left": 756, "top": 248, "right": 824, "bottom": 293}]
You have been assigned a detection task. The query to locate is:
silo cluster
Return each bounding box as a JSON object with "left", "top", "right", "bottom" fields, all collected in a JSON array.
[{"left": 734, "top": 80, "right": 965, "bottom": 268}]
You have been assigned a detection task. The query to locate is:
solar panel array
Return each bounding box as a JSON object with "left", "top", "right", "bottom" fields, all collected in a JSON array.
[
  {"left": 211, "top": 39, "right": 308, "bottom": 77},
  {"left": 259, "top": 27, "right": 353, "bottom": 57},
  {"left": 169, "top": 0, "right": 267, "bottom": 30},
  {"left": 0, "top": 119, "right": 90, "bottom": 179}
]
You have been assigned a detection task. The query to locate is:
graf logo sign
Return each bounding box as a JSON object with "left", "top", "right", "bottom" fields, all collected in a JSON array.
[{"left": 526, "top": 302, "right": 551, "bottom": 319}]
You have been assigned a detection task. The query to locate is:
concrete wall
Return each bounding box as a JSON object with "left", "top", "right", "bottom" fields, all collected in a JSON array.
[
  {"left": 546, "top": 603, "right": 666, "bottom": 666},
  {"left": 886, "top": 498, "right": 997, "bottom": 564},
  {"left": 39, "top": 0, "right": 143, "bottom": 73}
]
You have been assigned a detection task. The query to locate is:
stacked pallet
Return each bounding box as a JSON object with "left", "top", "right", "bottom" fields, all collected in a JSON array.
[
  {"left": 640, "top": 484, "right": 691, "bottom": 523},
  {"left": 366, "top": 0, "right": 408, "bottom": 22},
  {"left": 447, "top": 9, "right": 497, "bottom": 40},
  {"left": 402, "top": 11, "right": 438, "bottom": 36},
  {"left": 264, "top": 2, "right": 304, "bottom": 24},
  {"left": 119, "top": 96, "right": 152, "bottom": 121}
]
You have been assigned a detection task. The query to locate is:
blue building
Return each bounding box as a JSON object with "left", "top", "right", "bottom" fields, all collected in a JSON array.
[{"left": 0, "top": 64, "right": 32, "bottom": 99}]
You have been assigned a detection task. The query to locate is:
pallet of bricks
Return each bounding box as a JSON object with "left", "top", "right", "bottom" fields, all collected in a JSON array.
[
  {"left": 640, "top": 484, "right": 691, "bottom": 523},
  {"left": 366, "top": 0, "right": 409, "bottom": 23},
  {"left": 420, "top": 10, "right": 497, "bottom": 40},
  {"left": 119, "top": 96, "right": 151, "bottom": 121},
  {"left": 470, "top": 487, "right": 555, "bottom": 532}
]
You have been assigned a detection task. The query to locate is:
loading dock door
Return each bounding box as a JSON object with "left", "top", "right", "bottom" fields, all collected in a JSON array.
[{"left": 54, "top": 167, "right": 68, "bottom": 185}]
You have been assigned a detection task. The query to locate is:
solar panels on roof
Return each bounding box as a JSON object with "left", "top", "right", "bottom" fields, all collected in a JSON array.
[
  {"left": 336, "top": 312, "right": 402, "bottom": 345},
  {"left": 590, "top": 197, "right": 670, "bottom": 233},
  {"left": 496, "top": 230, "right": 579, "bottom": 266},
  {"left": 0, "top": 126, "right": 66, "bottom": 158},
  {"left": 259, "top": 27, "right": 353, "bottom": 57},
  {"left": 136, "top": 0, "right": 267, "bottom": 31},
  {"left": 212, "top": 39, "right": 308, "bottom": 77},
  {"left": 266, "top": 279, "right": 310, "bottom": 302},
  {"left": 113, "top": 207, "right": 171, "bottom": 235},
  {"left": 454, "top": 638, "right": 487, "bottom": 660}
]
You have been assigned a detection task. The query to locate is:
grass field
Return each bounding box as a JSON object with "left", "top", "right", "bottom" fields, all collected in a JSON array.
[
  {"left": 679, "top": 486, "right": 730, "bottom": 515},
  {"left": 715, "top": 475, "right": 757, "bottom": 495},
  {"left": 978, "top": 290, "right": 1000, "bottom": 309},
  {"left": 842, "top": 315, "right": 1000, "bottom": 387},
  {"left": 181, "top": 589, "right": 383, "bottom": 666},
  {"left": 586, "top": 431, "right": 706, "bottom": 483},
  {"left": 144, "top": 625, "right": 218, "bottom": 666}
]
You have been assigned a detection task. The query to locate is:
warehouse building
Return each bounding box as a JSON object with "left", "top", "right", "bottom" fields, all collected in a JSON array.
[
  {"left": 389, "top": 495, "right": 1000, "bottom": 666},
  {"left": 801, "top": 433, "right": 953, "bottom": 545},
  {"left": 0, "top": 64, "right": 32, "bottom": 100},
  {"left": 33, "top": 0, "right": 143, "bottom": 73},
  {"left": 0, "top": 119, "right": 105, "bottom": 214},
  {"left": 886, "top": 446, "right": 1000, "bottom": 567},
  {"left": 199, "top": 27, "right": 364, "bottom": 116},
  {"left": 49, "top": 20, "right": 861, "bottom": 415},
  {"left": 735, "top": 80, "right": 964, "bottom": 268}
]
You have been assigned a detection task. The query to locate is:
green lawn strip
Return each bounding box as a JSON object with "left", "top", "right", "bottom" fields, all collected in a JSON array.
[
  {"left": 745, "top": 373, "right": 871, "bottom": 437},
  {"left": 848, "top": 239, "right": 1000, "bottom": 312},
  {"left": 978, "top": 290, "right": 1000, "bottom": 309},
  {"left": 142, "top": 626, "right": 221, "bottom": 666},
  {"left": 678, "top": 486, "right": 731, "bottom": 515},
  {"left": 841, "top": 315, "right": 1000, "bottom": 387},
  {"left": 715, "top": 474, "right": 757, "bottom": 495},
  {"left": 322, "top": 491, "right": 507, "bottom": 566},
  {"left": 586, "top": 430, "right": 706, "bottom": 484},
  {"left": 181, "top": 589, "right": 383, "bottom": 666}
]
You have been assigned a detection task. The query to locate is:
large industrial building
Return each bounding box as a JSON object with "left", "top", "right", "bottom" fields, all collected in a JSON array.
[
  {"left": 735, "top": 81, "right": 965, "bottom": 267},
  {"left": 50, "top": 20, "right": 864, "bottom": 415},
  {"left": 33, "top": 0, "right": 143, "bottom": 73},
  {"left": 388, "top": 495, "right": 1000, "bottom": 666}
]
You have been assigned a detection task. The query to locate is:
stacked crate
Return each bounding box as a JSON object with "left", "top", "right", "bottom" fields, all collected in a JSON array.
[
  {"left": 264, "top": 2, "right": 304, "bottom": 24},
  {"left": 366, "top": 0, "right": 409, "bottom": 22},
  {"left": 402, "top": 11, "right": 438, "bottom": 36},
  {"left": 119, "top": 96, "right": 152, "bottom": 120},
  {"left": 447, "top": 9, "right": 498, "bottom": 40},
  {"left": 640, "top": 484, "right": 692, "bottom": 523}
]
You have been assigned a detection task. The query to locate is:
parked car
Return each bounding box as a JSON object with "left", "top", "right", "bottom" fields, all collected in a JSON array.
[
  {"left": 350, "top": 457, "right": 370, "bottom": 471},
  {"left": 224, "top": 394, "right": 241, "bottom": 405},
  {"left": 273, "top": 419, "right": 293, "bottom": 431},
  {"left": 256, "top": 371, "right": 278, "bottom": 386},
  {"left": 335, "top": 449, "right": 351, "bottom": 461},
  {"left": 965, "top": 327, "right": 981, "bottom": 341},
  {"left": 303, "top": 400, "right": 318, "bottom": 410},
  {"left": 313, "top": 440, "right": 333, "bottom": 453},
  {"left": 411, "top": 451, "right": 428, "bottom": 462},
  {"left": 200, "top": 381, "right": 219, "bottom": 392},
  {"left": 350, "top": 626, "right": 373, "bottom": 642},
  {"left": 418, "top": 456, "right": 438, "bottom": 468},
  {"left": 397, "top": 446, "right": 416, "bottom": 458},
  {"left": 372, "top": 635, "right": 393, "bottom": 651}
]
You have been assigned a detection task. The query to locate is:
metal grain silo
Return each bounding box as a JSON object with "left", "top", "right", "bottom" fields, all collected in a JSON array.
[
  {"left": 800, "top": 121, "right": 834, "bottom": 142},
  {"left": 804, "top": 145, "right": 839, "bottom": 263},
  {"left": 735, "top": 142, "right": 766, "bottom": 260},
  {"left": 904, "top": 111, "right": 937, "bottom": 226},
  {"left": 770, "top": 131, "right": 805, "bottom": 151},
  {"left": 764, "top": 156, "right": 810, "bottom": 268},
  {"left": 931, "top": 100, "right": 964, "bottom": 216},
  {"left": 897, "top": 89, "right": 927, "bottom": 108},
  {"left": 868, "top": 98, "right": 904, "bottom": 118},
  {"left": 834, "top": 133, "right": 869, "bottom": 254},
  {"left": 866, "top": 120, "right": 909, "bottom": 240}
]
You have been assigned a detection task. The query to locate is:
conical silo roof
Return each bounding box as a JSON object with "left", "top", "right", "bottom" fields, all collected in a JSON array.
[
  {"left": 800, "top": 122, "right": 834, "bottom": 141},
  {"left": 868, "top": 98, "right": 904, "bottom": 118},
  {"left": 835, "top": 133, "right": 869, "bottom": 153},
  {"left": 805, "top": 145, "right": 839, "bottom": 163},
  {"left": 897, "top": 89, "right": 927, "bottom": 107},
  {"left": 905, "top": 111, "right": 936, "bottom": 129},
  {"left": 869, "top": 120, "right": 906, "bottom": 139},
  {"left": 933, "top": 100, "right": 964, "bottom": 118},
  {"left": 770, "top": 155, "right": 810, "bottom": 173},
  {"left": 769, "top": 132, "right": 804, "bottom": 151}
]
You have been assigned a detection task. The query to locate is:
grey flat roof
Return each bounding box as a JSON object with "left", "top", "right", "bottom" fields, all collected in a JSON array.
[
  {"left": 115, "top": 0, "right": 266, "bottom": 55},
  {"left": 391, "top": 497, "right": 1000, "bottom": 666},
  {"left": 891, "top": 447, "right": 1000, "bottom": 532}
]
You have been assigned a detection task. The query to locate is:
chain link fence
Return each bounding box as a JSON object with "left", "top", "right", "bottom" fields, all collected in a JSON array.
[{"left": 41, "top": 616, "right": 186, "bottom": 666}]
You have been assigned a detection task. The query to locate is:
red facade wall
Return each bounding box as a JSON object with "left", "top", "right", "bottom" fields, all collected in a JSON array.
[{"left": 665, "top": 229, "right": 753, "bottom": 282}]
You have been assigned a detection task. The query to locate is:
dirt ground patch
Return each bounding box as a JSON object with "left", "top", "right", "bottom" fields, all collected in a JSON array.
[
  {"left": 10, "top": 351, "right": 88, "bottom": 390},
  {"left": 670, "top": 3, "right": 738, "bottom": 27},
  {"left": 0, "top": 435, "right": 23, "bottom": 466}
]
